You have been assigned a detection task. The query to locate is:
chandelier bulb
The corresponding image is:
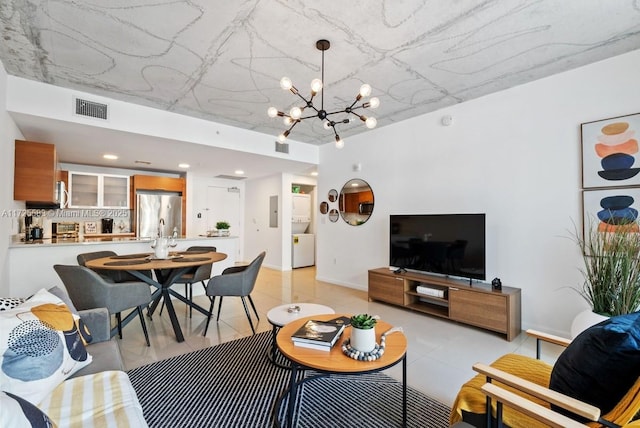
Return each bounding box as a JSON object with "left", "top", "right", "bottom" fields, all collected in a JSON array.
[
  {"left": 368, "top": 97, "right": 380, "bottom": 109},
  {"left": 278, "top": 131, "right": 289, "bottom": 143},
  {"left": 290, "top": 107, "right": 302, "bottom": 120},
  {"left": 280, "top": 77, "right": 293, "bottom": 91},
  {"left": 267, "top": 107, "right": 278, "bottom": 118},
  {"left": 359, "top": 83, "right": 372, "bottom": 97},
  {"left": 365, "top": 117, "right": 377, "bottom": 129},
  {"left": 335, "top": 135, "right": 344, "bottom": 149},
  {"left": 284, "top": 116, "right": 293, "bottom": 125},
  {"left": 323, "top": 120, "right": 332, "bottom": 130},
  {"left": 310, "top": 78, "right": 323, "bottom": 94}
]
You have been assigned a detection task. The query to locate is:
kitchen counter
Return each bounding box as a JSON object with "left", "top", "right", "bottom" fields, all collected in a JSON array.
[
  {"left": 9, "top": 235, "right": 238, "bottom": 247},
  {"left": 8, "top": 236, "right": 239, "bottom": 297}
]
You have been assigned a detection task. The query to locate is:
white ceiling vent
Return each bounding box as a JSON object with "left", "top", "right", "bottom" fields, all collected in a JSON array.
[
  {"left": 275, "top": 142, "right": 289, "bottom": 154},
  {"left": 74, "top": 97, "right": 108, "bottom": 120},
  {"left": 215, "top": 174, "right": 247, "bottom": 180}
]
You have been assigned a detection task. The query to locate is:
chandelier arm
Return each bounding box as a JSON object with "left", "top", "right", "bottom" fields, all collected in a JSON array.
[
  {"left": 324, "top": 109, "right": 348, "bottom": 116},
  {"left": 286, "top": 120, "right": 300, "bottom": 133}
]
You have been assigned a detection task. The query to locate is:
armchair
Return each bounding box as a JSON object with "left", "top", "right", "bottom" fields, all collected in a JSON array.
[
  {"left": 203, "top": 251, "right": 265, "bottom": 335},
  {"left": 54, "top": 264, "right": 153, "bottom": 346},
  {"left": 450, "top": 312, "right": 640, "bottom": 428}
]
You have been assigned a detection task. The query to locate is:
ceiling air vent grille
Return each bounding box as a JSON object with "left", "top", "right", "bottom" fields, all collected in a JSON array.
[
  {"left": 275, "top": 141, "right": 289, "bottom": 154},
  {"left": 74, "top": 98, "right": 108, "bottom": 120},
  {"left": 215, "top": 174, "right": 247, "bottom": 180}
]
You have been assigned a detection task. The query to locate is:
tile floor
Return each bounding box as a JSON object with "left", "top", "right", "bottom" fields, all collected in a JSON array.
[{"left": 117, "top": 266, "right": 562, "bottom": 407}]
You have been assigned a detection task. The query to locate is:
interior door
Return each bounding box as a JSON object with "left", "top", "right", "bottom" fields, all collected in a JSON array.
[{"left": 206, "top": 186, "right": 241, "bottom": 233}]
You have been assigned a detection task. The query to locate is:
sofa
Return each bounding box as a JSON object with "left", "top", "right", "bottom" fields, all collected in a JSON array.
[{"left": 0, "top": 288, "right": 147, "bottom": 427}]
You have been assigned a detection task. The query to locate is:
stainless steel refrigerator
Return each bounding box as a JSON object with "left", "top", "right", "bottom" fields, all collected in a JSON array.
[{"left": 137, "top": 192, "right": 182, "bottom": 238}]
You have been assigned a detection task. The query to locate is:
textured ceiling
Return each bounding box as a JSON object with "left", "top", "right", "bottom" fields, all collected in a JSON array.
[{"left": 1, "top": 0, "right": 640, "bottom": 147}]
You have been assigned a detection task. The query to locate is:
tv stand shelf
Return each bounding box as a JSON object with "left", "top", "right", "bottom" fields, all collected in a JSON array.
[{"left": 368, "top": 268, "right": 521, "bottom": 341}]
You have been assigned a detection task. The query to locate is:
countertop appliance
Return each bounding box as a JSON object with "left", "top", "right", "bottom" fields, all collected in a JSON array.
[
  {"left": 52, "top": 222, "right": 80, "bottom": 238},
  {"left": 101, "top": 218, "right": 113, "bottom": 233},
  {"left": 137, "top": 192, "right": 182, "bottom": 238},
  {"left": 292, "top": 233, "right": 315, "bottom": 268}
]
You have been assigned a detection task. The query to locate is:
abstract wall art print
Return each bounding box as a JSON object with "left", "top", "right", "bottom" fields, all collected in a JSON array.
[
  {"left": 582, "top": 112, "right": 640, "bottom": 189},
  {"left": 583, "top": 188, "right": 640, "bottom": 237}
]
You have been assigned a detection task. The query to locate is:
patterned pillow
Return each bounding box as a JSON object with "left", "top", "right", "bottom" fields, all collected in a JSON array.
[
  {"left": 0, "top": 288, "right": 92, "bottom": 404},
  {"left": 0, "top": 297, "right": 25, "bottom": 311},
  {"left": 0, "top": 390, "right": 57, "bottom": 427}
]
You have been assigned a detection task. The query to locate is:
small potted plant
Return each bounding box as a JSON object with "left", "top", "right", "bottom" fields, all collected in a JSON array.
[
  {"left": 350, "top": 314, "right": 377, "bottom": 352},
  {"left": 216, "top": 221, "right": 231, "bottom": 236}
]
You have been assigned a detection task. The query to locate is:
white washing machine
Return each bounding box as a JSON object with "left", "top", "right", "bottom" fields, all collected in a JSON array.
[{"left": 292, "top": 233, "right": 315, "bottom": 268}]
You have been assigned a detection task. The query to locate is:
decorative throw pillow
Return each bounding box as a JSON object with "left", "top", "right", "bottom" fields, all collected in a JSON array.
[
  {"left": 0, "top": 390, "right": 57, "bottom": 427},
  {"left": 0, "top": 288, "right": 92, "bottom": 404},
  {"left": 0, "top": 297, "right": 25, "bottom": 311},
  {"left": 549, "top": 311, "right": 640, "bottom": 417},
  {"left": 47, "top": 286, "right": 93, "bottom": 344}
]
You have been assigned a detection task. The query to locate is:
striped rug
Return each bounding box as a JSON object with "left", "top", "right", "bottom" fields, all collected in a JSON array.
[{"left": 127, "top": 331, "right": 450, "bottom": 427}]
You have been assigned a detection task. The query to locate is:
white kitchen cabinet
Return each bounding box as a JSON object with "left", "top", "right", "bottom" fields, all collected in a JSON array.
[{"left": 68, "top": 172, "right": 130, "bottom": 208}]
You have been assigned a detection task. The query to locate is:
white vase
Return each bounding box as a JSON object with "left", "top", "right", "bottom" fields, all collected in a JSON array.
[
  {"left": 570, "top": 309, "right": 609, "bottom": 339},
  {"left": 350, "top": 327, "right": 376, "bottom": 352}
]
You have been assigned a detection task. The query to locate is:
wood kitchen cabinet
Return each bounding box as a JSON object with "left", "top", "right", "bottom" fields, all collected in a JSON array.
[{"left": 14, "top": 140, "right": 58, "bottom": 202}]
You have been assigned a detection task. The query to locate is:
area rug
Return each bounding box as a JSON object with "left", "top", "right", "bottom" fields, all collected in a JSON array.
[{"left": 127, "top": 331, "right": 450, "bottom": 427}]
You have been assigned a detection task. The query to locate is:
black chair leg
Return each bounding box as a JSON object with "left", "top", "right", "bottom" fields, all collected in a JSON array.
[
  {"left": 216, "top": 297, "right": 224, "bottom": 322},
  {"left": 187, "top": 283, "right": 192, "bottom": 318},
  {"left": 137, "top": 306, "right": 150, "bottom": 347},
  {"left": 203, "top": 297, "right": 216, "bottom": 336},
  {"left": 116, "top": 312, "right": 122, "bottom": 339},
  {"left": 241, "top": 297, "right": 256, "bottom": 334},
  {"left": 247, "top": 295, "right": 260, "bottom": 320}
]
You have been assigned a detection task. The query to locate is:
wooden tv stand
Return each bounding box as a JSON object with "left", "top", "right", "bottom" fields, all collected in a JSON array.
[{"left": 368, "top": 268, "right": 521, "bottom": 341}]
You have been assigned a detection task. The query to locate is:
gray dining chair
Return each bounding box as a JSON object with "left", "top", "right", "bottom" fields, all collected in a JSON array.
[
  {"left": 203, "top": 251, "right": 265, "bottom": 335},
  {"left": 54, "top": 264, "right": 153, "bottom": 346},
  {"left": 172, "top": 246, "right": 216, "bottom": 318},
  {"left": 77, "top": 251, "right": 152, "bottom": 283}
]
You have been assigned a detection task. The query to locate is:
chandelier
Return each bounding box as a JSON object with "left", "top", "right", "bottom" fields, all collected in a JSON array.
[{"left": 268, "top": 39, "right": 380, "bottom": 149}]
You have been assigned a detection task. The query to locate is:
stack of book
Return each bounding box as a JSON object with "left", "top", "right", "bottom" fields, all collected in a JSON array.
[{"left": 291, "top": 318, "right": 346, "bottom": 351}]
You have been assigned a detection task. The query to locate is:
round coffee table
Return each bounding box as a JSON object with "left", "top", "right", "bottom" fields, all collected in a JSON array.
[
  {"left": 274, "top": 313, "right": 408, "bottom": 428},
  {"left": 266, "top": 303, "right": 334, "bottom": 369}
]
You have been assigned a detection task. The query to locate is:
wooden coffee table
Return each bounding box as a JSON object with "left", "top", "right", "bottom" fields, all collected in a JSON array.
[{"left": 275, "top": 313, "right": 408, "bottom": 428}]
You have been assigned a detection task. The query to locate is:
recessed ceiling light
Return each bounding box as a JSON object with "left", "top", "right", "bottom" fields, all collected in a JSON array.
[
  {"left": 178, "top": 163, "right": 190, "bottom": 168},
  {"left": 103, "top": 154, "right": 118, "bottom": 160},
  {"left": 235, "top": 170, "right": 244, "bottom": 175},
  {"left": 311, "top": 171, "right": 318, "bottom": 176}
]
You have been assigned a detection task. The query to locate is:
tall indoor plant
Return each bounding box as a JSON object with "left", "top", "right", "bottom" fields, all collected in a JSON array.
[{"left": 575, "top": 215, "right": 640, "bottom": 318}]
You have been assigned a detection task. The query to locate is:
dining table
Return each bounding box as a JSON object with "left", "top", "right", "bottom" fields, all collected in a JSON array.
[{"left": 85, "top": 249, "right": 227, "bottom": 342}]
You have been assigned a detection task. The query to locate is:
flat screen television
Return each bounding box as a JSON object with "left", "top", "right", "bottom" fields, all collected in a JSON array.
[{"left": 389, "top": 213, "right": 486, "bottom": 281}]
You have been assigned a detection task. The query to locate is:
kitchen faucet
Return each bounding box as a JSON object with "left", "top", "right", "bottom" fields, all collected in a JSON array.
[{"left": 158, "top": 218, "right": 165, "bottom": 237}]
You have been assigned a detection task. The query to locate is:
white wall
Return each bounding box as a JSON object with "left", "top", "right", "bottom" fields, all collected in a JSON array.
[
  {"left": 317, "top": 48, "right": 640, "bottom": 337},
  {"left": 0, "top": 60, "right": 25, "bottom": 295},
  {"left": 244, "top": 173, "right": 317, "bottom": 270},
  {"left": 244, "top": 175, "right": 283, "bottom": 268}
]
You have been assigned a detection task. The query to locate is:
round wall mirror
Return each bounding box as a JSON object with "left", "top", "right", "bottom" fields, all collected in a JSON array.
[
  {"left": 339, "top": 179, "right": 374, "bottom": 226},
  {"left": 328, "top": 189, "right": 338, "bottom": 202},
  {"left": 328, "top": 208, "right": 340, "bottom": 223},
  {"left": 319, "top": 201, "right": 329, "bottom": 214}
]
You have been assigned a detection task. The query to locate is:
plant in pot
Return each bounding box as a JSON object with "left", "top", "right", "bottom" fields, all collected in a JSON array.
[
  {"left": 350, "top": 314, "right": 377, "bottom": 352},
  {"left": 572, "top": 215, "right": 640, "bottom": 336},
  {"left": 216, "top": 221, "right": 231, "bottom": 236}
]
